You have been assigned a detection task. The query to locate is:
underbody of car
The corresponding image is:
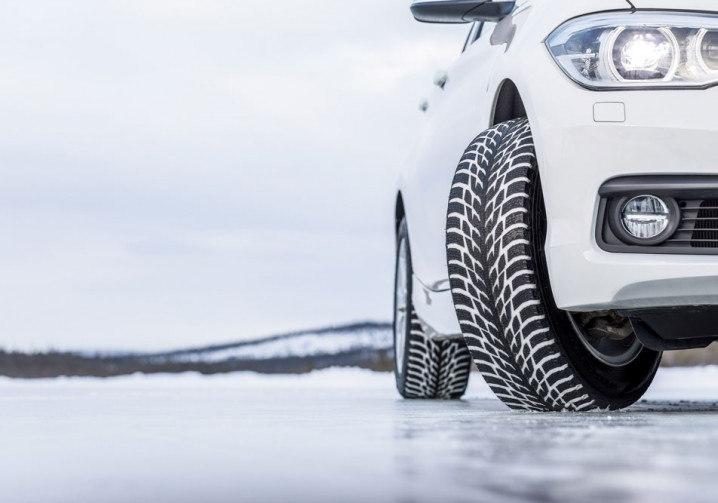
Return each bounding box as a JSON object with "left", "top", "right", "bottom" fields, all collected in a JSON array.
[{"left": 393, "top": 0, "right": 718, "bottom": 410}]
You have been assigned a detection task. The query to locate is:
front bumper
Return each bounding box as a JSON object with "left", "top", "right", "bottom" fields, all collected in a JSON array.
[{"left": 529, "top": 79, "right": 718, "bottom": 312}]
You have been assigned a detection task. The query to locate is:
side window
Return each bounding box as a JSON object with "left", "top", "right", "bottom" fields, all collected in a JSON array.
[
  {"left": 462, "top": 20, "right": 499, "bottom": 53},
  {"left": 473, "top": 22, "right": 485, "bottom": 43},
  {"left": 479, "top": 22, "right": 497, "bottom": 43},
  {"left": 462, "top": 22, "right": 483, "bottom": 52}
]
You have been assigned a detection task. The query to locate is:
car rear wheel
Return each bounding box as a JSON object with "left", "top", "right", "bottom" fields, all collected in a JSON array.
[
  {"left": 445, "top": 117, "right": 662, "bottom": 411},
  {"left": 394, "top": 217, "right": 471, "bottom": 399}
]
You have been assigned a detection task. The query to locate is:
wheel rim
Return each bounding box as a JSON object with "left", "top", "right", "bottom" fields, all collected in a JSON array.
[
  {"left": 568, "top": 312, "right": 643, "bottom": 367},
  {"left": 394, "top": 238, "right": 409, "bottom": 376}
]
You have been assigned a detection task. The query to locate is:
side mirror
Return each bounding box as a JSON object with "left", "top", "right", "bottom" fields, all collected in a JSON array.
[{"left": 411, "top": 0, "right": 515, "bottom": 24}]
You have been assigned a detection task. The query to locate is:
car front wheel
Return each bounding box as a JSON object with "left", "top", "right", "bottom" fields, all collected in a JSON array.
[{"left": 445, "top": 117, "right": 662, "bottom": 411}]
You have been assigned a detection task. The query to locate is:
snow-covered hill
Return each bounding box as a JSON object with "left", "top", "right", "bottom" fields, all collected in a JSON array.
[
  {"left": 0, "top": 322, "right": 393, "bottom": 378},
  {"left": 147, "top": 322, "right": 392, "bottom": 363},
  {"left": 3, "top": 321, "right": 714, "bottom": 378}
]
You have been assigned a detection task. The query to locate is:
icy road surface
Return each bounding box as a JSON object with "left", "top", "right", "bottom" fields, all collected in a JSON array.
[{"left": 2, "top": 368, "right": 718, "bottom": 503}]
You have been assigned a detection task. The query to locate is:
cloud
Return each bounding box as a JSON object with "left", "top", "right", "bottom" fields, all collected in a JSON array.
[{"left": 0, "top": 0, "right": 467, "bottom": 350}]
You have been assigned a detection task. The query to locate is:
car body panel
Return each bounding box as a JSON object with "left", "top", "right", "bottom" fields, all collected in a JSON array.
[
  {"left": 400, "top": 0, "right": 718, "bottom": 336},
  {"left": 631, "top": 0, "right": 717, "bottom": 11}
]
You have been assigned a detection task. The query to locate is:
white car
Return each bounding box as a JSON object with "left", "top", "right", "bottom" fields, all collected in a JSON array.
[{"left": 394, "top": 0, "right": 718, "bottom": 411}]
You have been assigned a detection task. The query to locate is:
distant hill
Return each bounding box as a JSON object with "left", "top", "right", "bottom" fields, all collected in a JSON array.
[
  {"left": 0, "top": 322, "right": 393, "bottom": 378},
  {"left": 0, "top": 321, "right": 712, "bottom": 378}
]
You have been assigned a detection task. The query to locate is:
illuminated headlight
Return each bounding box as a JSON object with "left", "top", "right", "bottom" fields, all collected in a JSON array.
[{"left": 546, "top": 12, "right": 718, "bottom": 89}]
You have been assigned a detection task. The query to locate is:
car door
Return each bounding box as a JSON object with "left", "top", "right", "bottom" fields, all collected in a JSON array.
[{"left": 402, "top": 21, "right": 504, "bottom": 290}]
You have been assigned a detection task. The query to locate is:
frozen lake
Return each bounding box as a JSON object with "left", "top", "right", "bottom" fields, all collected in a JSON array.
[{"left": 2, "top": 367, "right": 718, "bottom": 502}]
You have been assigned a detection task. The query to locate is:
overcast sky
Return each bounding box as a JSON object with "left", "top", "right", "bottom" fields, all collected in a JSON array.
[{"left": 0, "top": 0, "right": 466, "bottom": 351}]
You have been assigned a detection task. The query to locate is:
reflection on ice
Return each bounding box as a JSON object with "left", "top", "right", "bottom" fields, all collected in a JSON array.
[
  {"left": 1, "top": 367, "right": 718, "bottom": 502},
  {"left": 391, "top": 393, "right": 718, "bottom": 502}
]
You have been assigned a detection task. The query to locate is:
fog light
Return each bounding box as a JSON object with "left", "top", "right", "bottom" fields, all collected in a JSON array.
[{"left": 621, "top": 195, "right": 671, "bottom": 239}]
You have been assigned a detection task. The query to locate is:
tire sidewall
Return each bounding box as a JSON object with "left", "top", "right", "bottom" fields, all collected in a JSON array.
[{"left": 394, "top": 219, "right": 413, "bottom": 392}]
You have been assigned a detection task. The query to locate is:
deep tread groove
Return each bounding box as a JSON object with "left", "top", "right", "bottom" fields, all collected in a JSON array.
[{"left": 400, "top": 313, "right": 472, "bottom": 400}]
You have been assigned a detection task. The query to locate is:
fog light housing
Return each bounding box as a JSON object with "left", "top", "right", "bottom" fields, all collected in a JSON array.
[
  {"left": 621, "top": 195, "right": 670, "bottom": 238},
  {"left": 609, "top": 194, "right": 679, "bottom": 246}
]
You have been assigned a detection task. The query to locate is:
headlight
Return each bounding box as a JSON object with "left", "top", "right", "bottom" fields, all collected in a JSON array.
[{"left": 546, "top": 12, "right": 718, "bottom": 89}]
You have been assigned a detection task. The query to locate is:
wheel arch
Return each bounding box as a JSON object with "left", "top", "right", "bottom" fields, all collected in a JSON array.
[
  {"left": 489, "top": 77, "right": 549, "bottom": 201},
  {"left": 491, "top": 78, "right": 527, "bottom": 127}
]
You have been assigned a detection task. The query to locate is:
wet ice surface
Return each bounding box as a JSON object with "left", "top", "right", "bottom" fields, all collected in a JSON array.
[{"left": 2, "top": 368, "right": 718, "bottom": 503}]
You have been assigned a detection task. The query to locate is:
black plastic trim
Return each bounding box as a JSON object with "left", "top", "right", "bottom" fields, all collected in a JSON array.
[
  {"left": 630, "top": 319, "right": 715, "bottom": 351},
  {"left": 600, "top": 175, "right": 718, "bottom": 199},
  {"left": 596, "top": 175, "right": 718, "bottom": 255},
  {"left": 621, "top": 306, "right": 718, "bottom": 350}
]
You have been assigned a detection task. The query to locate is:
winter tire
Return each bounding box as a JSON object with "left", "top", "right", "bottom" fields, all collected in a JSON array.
[
  {"left": 394, "top": 218, "right": 472, "bottom": 399},
  {"left": 445, "top": 118, "right": 662, "bottom": 411}
]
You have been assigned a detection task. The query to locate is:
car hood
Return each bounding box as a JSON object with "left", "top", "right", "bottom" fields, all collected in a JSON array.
[{"left": 631, "top": 0, "right": 718, "bottom": 12}]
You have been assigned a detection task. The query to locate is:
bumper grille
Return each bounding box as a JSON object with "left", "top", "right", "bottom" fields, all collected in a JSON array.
[{"left": 668, "top": 199, "right": 718, "bottom": 249}]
